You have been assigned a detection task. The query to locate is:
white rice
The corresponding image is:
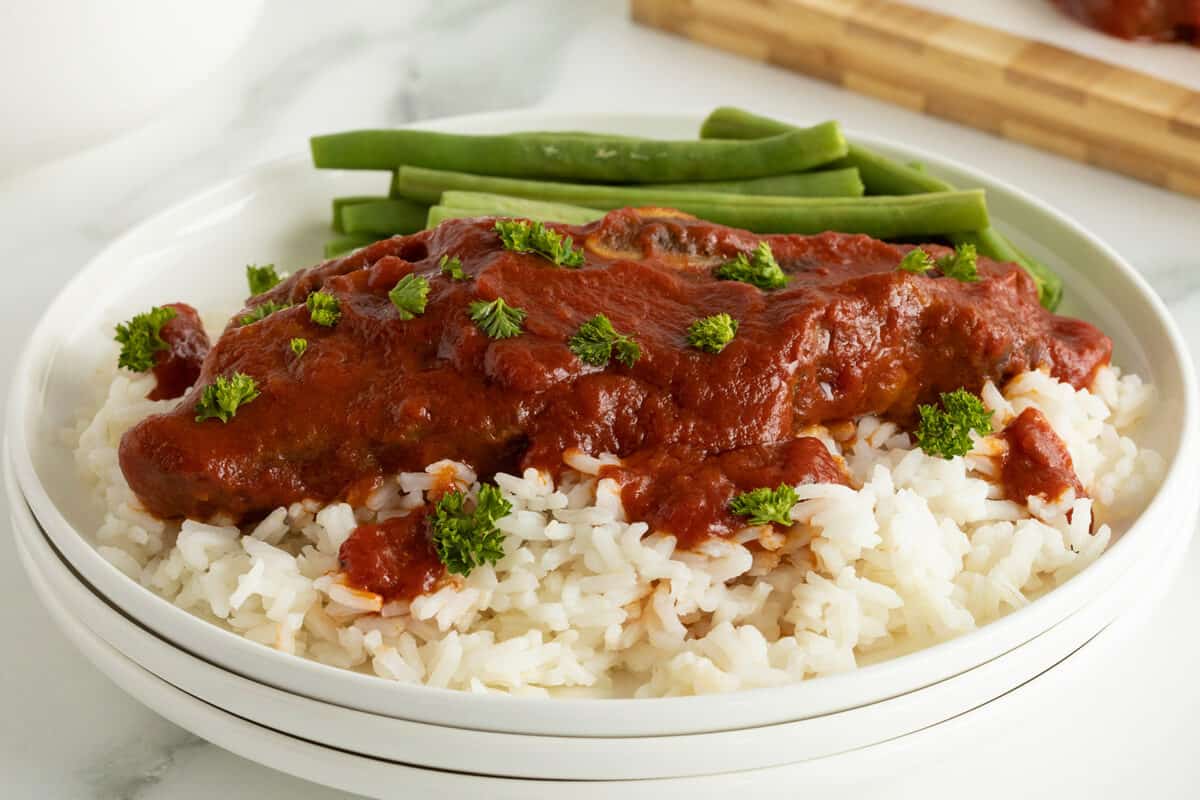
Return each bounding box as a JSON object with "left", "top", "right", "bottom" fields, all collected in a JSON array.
[{"left": 71, "top": 345, "right": 1163, "bottom": 697}]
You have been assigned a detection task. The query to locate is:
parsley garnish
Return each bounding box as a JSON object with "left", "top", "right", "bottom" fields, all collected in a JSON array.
[
  {"left": 494, "top": 219, "right": 584, "bottom": 267},
  {"left": 687, "top": 313, "right": 738, "bottom": 354},
  {"left": 936, "top": 243, "right": 979, "bottom": 282},
  {"left": 306, "top": 291, "right": 341, "bottom": 327},
  {"left": 714, "top": 241, "right": 788, "bottom": 290},
  {"left": 114, "top": 306, "right": 177, "bottom": 372},
  {"left": 430, "top": 484, "right": 512, "bottom": 576},
  {"left": 389, "top": 274, "right": 430, "bottom": 320},
  {"left": 246, "top": 264, "right": 283, "bottom": 295},
  {"left": 194, "top": 373, "right": 260, "bottom": 423},
  {"left": 730, "top": 484, "right": 799, "bottom": 527},
  {"left": 914, "top": 388, "right": 993, "bottom": 459},
  {"left": 468, "top": 297, "right": 526, "bottom": 339},
  {"left": 439, "top": 254, "right": 467, "bottom": 280},
  {"left": 568, "top": 314, "right": 640, "bottom": 368},
  {"left": 290, "top": 338, "right": 308, "bottom": 358},
  {"left": 239, "top": 301, "right": 291, "bottom": 326},
  {"left": 897, "top": 249, "right": 934, "bottom": 274},
  {"left": 897, "top": 245, "right": 978, "bottom": 283}
]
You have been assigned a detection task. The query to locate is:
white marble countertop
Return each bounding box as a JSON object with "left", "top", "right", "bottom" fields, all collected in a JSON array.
[{"left": 2, "top": 1, "right": 1198, "bottom": 797}]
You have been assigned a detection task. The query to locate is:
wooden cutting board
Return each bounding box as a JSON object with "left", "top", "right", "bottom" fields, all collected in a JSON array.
[{"left": 631, "top": 0, "right": 1200, "bottom": 197}]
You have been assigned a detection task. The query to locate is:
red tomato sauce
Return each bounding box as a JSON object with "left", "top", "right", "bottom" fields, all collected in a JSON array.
[
  {"left": 339, "top": 512, "right": 444, "bottom": 601},
  {"left": 601, "top": 438, "right": 848, "bottom": 548},
  {"left": 147, "top": 302, "right": 209, "bottom": 401},
  {"left": 120, "top": 210, "right": 1111, "bottom": 594},
  {"left": 1001, "top": 407, "right": 1086, "bottom": 504}
]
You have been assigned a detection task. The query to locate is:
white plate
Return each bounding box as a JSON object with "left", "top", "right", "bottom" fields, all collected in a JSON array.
[
  {"left": 10, "top": 444, "right": 1194, "bottom": 780},
  {"left": 14, "top": 490, "right": 1189, "bottom": 797},
  {"left": 7, "top": 110, "right": 1199, "bottom": 737}
]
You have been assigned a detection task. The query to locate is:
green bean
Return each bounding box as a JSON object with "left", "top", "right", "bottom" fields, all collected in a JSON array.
[
  {"left": 395, "top": 166, "right": 985, "bottom": 237},
  {"left": 701, "top": 107, "right": 951, "bottom": 193},
  {"left": 700, "top": 106, "right": 789, "bottom": 140},
  {"left": 521, "top": 131, "right": 641, "bottom": 141},
  {"left": 839, "top": 147, "right": 951, "bottom": 196},
  {"left": 394, "top": 168, "right": 862, "bottom": 202},
  {"left": 704, "top": 106, "right": 961, "bottom": 195},
  {"left": 644, "top": 168, "right": 862, "bottom": 197},
  {"left": 431, "top": 189, "right": 984, "bottom": 238},
  {"left": 653, "top": 192, "right": 988, "bottom": 238},
  {"left": 425, "top": 206, "right": 458, "bottom": 228},
  {"left": 339, "top": 199, "right": 429, "bottom": 236},
  {"left": 332, "top": 195, "right": 386, "bottom": 233},
  {"left": 432, "top": 193, "right": 984, "bottom": 237},
  {"left": 438, "top": 192, "right": 603, "bottom": 224},
  {"left": 700, "top": 107, "right": 1062, "bottom": 309},
  {"left": 428, "top": 203, "right": 605, "bottom": 229},
  {"left": 393, "top": 167, "right": 883, "bottom": 215},
  {"left": 324, "top": 232, "right": 381, "bottom": 258},
  {"left": 310, "top": 123, "right": 848, "bottom": 182}
]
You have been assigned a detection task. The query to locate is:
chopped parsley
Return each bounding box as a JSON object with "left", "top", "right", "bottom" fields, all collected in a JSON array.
[
  {"left": 897, "top": 249, "right": 934, "bottom": 274},
  {"left": 468, "top": 297, "right": 526, "bottom": 339},
  {"left": 568, "top": 314, "right": 640, "bottom": 368},
  {"left": 239, "top": 301, "right": 291, "bottom": 326},
  {"left": 430, "top": 484, "right": 512, "bottom": 576},
  {"left": 714, "top": 241, "right": 788, "bottom": 290},
  {"left": 290, "top": 337, "right": 308, "bottom": 358},
  {"left": 246, "top": 264, "right": 284, "bottom": 295},
  {"left": 439, "top": 254, "right": 467, "bottom": 280},
  {"left": 389, "top": 274, "right": 430, "bottom": 320},
  {"left": 936, "top": 243, "right": 979, "bottom": 282},
  {"left": 730, "top": 484, "right": 799, "bottom": 527},
  {"left": 194, "top": 373, "right": 260, "bottom": 423},
  {"left": 914, "top": 388, "right": 993, "bottom": 459},
  {"left": 306, "top": 291, "right": 341, "bottom": 327},
  {"left": 494, "top": 219, "right": 584, "bottom": 267},
  {"left": 897, "top": 245, "right": 978, "bottom": 282},
  {"left": 114, "top": 306, "right": 177, "bottom": 372},
  {"left": 686, "top": 313, "right": 738, "bottom": 354}
]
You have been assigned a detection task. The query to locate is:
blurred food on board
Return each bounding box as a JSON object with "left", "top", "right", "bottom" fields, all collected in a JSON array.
[{"left": 1052, "top": 0, "right": 1199, "bottom": 44}]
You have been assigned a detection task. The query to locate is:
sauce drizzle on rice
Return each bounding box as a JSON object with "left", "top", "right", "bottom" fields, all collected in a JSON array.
[
  {"left": 600, "top": 439, "right": 848, "bottom": 547},
  {"left": 339, "top": 513, "right": 444, "bottom": 601},
  {"left": 1001, "top": 407, "right": 1086, "bottom": 504}
]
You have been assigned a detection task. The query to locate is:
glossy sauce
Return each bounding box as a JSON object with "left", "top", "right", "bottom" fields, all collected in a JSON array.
[
  {"left": 121, "top": 210, "right": 1112, "bottom": 596},
  {"left": 601, "top": 438, "right": 847, "bottom": 548},
  {"left": 338, "top": 512, "right": 444, "bottom": 600},
  {"left": 148, "top": 303, "right": 209, "bottom": 401},
  {"left": 1001, "top": 407, "right": 1086, "bottom": 504}
]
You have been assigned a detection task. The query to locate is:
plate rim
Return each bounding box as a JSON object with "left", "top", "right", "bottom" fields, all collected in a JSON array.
[
  {"left": 18, "top": 448, "right": 1189, "bottom": 778},
  {"left": 18, "top": 487, "right": 1190, "bottom": 796},
  {"left": 6, "top": 108, "right": 1199, "bottom": 737}
]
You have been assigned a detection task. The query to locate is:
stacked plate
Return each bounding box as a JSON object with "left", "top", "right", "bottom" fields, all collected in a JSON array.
[{"left": 7, "top": 111, "right": 1198, "bottom": 797}]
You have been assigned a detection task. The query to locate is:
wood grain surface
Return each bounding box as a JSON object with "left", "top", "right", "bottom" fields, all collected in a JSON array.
[{"left": 631, "top": 0, "right": 1200, "bottom": 197}]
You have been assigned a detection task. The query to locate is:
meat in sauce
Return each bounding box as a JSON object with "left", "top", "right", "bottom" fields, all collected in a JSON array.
[
  {"left": 148, "top": 303, "right": 210, "bottom": 401},
  {"left": 1052, "top": 0, "right": 1199, "bottom": 43},
  {"left": 118, "top": 210, "right": 1111, "bottom": 597}
]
